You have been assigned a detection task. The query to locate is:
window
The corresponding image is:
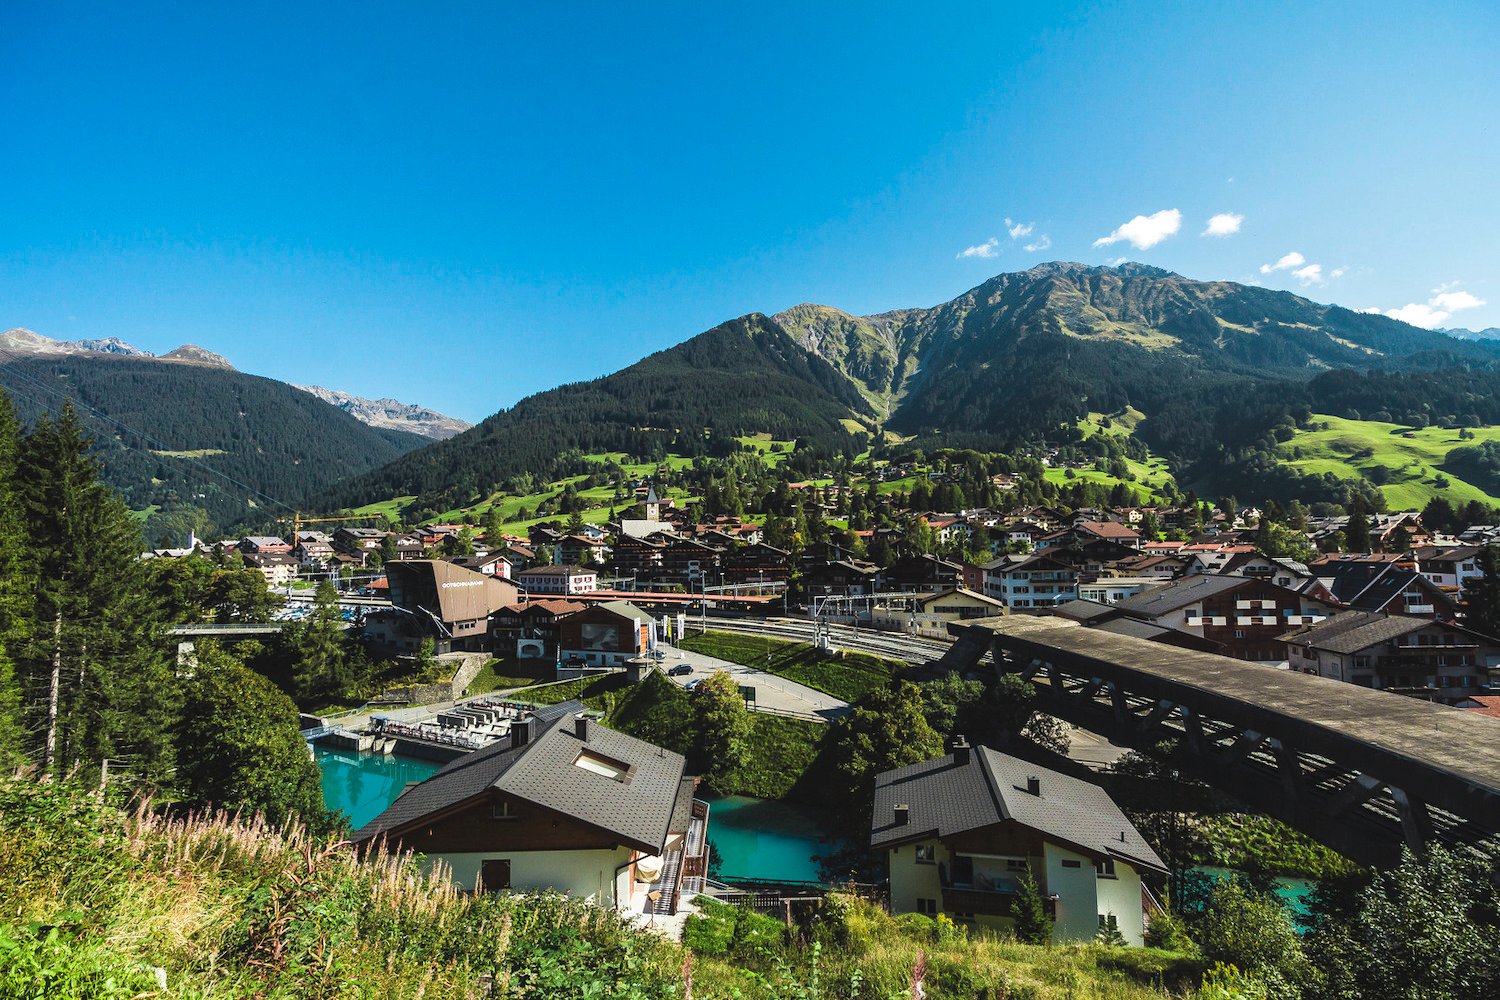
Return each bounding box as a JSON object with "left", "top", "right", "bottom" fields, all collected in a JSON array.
[
  {"left": 1061, "top": 859, "right": 1082, "bottom": 869},
  {"left": 1234, "top": 630, "right": 1245, "bottom": 639},
  {"left": 1005, "top": 858, "right": 1030, "bottom": 873},
  {"left": 480, "top": 859, "right": 511, "bottom": 893},
  {"left": 574, "top": 750, "right": 631, "bottom": 782},
  {"left": 916, "top": 898, "right": 938, "bottom": 916},
  {"left": 1096, "top": 858, "right": 1117, "bottom": 879},
  {"left": 491, "top": 801, "right": 516, "bottom": 820},
  {"left": 915, "top": 844, "right": 936, "bottom": 865}
]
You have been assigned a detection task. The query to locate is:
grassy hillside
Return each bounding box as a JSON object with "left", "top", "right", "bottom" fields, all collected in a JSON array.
[
  {"left": 0, "top": 774, "right": 1201, "bottom": 999},
  {"left": 1278, "top": 414, "right": 1500, "bottom": 508}
]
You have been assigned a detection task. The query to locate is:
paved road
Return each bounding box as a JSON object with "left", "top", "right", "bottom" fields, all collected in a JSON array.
[
  {"left": 699, "top": 616, "right": 1131, "bottom": 769},
  {"left": 655, "top": 643, "right": 849, "bottom": 723}
]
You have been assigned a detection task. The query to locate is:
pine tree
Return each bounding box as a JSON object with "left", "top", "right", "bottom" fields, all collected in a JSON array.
[
  {"left": 1345, "top": 496, "right": 1372, "bottom": 553},
  {"left": 0, "top": 395, "right": 30, "bottom": 762},
  {"left": 1012, "top": 867, "right": 1054, "bottom": 945},
  {"left": 15, "top": 403, "right": 177, "bottom": 779}
]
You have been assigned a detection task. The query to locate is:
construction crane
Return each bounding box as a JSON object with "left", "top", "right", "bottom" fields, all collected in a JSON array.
[{"left": 277, "top": 511, "right": 389, "bottom": 542}]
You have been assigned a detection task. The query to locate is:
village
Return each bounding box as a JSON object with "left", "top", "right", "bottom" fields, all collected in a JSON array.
[{"left": 139, "top": 465, "right": 1500, "bottom": 949}]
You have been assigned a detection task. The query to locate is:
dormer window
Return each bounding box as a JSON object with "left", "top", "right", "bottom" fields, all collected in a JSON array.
[{"left": 574, "top": 750, "right": 631, "bottom": 782}]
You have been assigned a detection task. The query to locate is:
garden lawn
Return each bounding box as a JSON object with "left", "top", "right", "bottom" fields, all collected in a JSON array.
[{"left": 678, "top": 629, "right": 902, "bottom": 702}]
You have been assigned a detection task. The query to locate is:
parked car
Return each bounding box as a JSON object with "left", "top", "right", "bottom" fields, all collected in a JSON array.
[{"left": 667, "top": 663, "right": 692, "bottom": 677}]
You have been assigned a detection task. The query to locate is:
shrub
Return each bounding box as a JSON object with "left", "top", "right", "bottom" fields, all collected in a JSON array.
[{"left": 682, "top": 912, "right": 735, "bottom": 956}]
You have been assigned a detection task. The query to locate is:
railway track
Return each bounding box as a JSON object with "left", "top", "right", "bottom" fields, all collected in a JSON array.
[{"left": 700, "top": 615, "right": 955, "bottom": 664}]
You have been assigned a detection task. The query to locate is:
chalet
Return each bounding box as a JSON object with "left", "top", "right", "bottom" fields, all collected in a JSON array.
[
  {"left": 517, "top": 564, "right": 598, "bottom": 596},
  {"left": 353, "top": 702, "right": 710, "bottom": 917},
  {"left": 722, "top": 542, "right": 792, "bottom": 585},
  {"left": 872, "top": 737, "right": 1164, "bottom": 944},
  {"left": 1280, "top": 612, "right": 1500, "bottom": 702},
  {"left": 368, "top": 559, "right": 518, "bottom": 654},
  {"left": 491, "top": 599, "right": 587, "bottom": 659},
  {"left": 1049, "top": 540, "right": 1142, "bottom": 584},
  {"left": 334, "top": 526, "right": 388, "bottom": 553},
  {"left": 980, "top": 554, "right": 1079, "bottom": 610},
  {"left": 801, "top": 559, "right": 880, "bottom": 599},
  {"left": 295, "top": 538, "right": 334, "bottom": 565},
  {"left": 1054, "top": 601, "right": 1223, "bottom": 652},
  {"left": 557, "top": 601, "right": 651, "bottom": 669},
  {"left": 558, "top": 534, "right": 609, "bottom": 567},
  {"left": 1412, "top": 545, "right": 1486, "bottom": 596},
  {"left": 1108, "top": 554, "right": 1188, "bottom": 581},
  {"left": 1113, "top": 575, "right": 1336, "bottom": 663},
  {"left": 1212, "top": 552, "right": 1314, "bottom": 591},
  {"left": 1310, "top": 559, "right": 1458, "bottom": 618},
  {"left": 239, "top": 535, "right": 291, "bottom": 554},
  {"left": 1076, "top": 577, "right": 1162, "bottom": 606},
  {"left": 386, "top": 534, "right": 426, "bottom": 560},
  {"left": 243, "top": 551, "right": 298, "bottom": 588},
  {"left": 450, "top": 554, "right": 513, "bottom": 579},
  {"left": 612, "top": 535, "right": 666, "bottom": 580},
  {"left": 881, "top": 554, "right": 964, "bottom": 593}
]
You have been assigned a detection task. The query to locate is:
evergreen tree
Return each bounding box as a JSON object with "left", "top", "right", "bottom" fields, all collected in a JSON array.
[
  {"left": 15, "top": 404, "right": 177, "bottom": 779},
  {"left": 0, "top": 396, "right": 30, "bottom": 760},
  {"left": 1344, "top": 496, "right": 1372, "bottom": 552},
  {"left": 1012, "top": 867, "right": 1054, "bottom": 945},
  {"left": 286, "top": 581, "right": 355, "bottom": 703}
]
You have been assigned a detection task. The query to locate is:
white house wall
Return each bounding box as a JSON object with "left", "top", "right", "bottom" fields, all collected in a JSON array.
[{"left": 426, "top": 847, "right": 633, "bottom": 907}]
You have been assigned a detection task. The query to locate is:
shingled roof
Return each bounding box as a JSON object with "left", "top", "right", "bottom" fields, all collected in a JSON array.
[
  {"left": 870, "top": 744, "right": 1164, "bottom": 873},
  {"left": 351, "top": 701, "right": 691, "bottom": 854},
  {"left": 1278, "top": 611, "right": 1466, "bottom": 654},
  {"left": 1113, "top": 574, "right": 1246, "bottom": 617}
]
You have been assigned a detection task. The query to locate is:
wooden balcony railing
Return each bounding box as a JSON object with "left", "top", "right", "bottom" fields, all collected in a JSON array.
[{"left": 940, "top": 886, "right": 1057, "bottom": 918}]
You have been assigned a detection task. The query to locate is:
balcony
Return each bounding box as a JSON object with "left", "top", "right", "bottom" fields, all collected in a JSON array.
[{"left": 941, "top": 885, "right": 1057, "bottom": 919}]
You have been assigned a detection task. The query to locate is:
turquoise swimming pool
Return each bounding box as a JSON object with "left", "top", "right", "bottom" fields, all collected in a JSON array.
[
  {"left": 704, "top": 794, "right": 830, "bottom": 884},
  {"left": 315, "top": 746, "right": 441, "bottom": 830}
]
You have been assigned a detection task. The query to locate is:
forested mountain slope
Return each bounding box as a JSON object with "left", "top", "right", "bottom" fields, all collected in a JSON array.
[
  {"left": 322, "top": 313, "right": 875, "bottom": 510},
  {"left": 0, "top": 355, "right": 428, "bottom": 540},
  {"left": 326, "top": 263, "right": 1500, "bottom": 513}
]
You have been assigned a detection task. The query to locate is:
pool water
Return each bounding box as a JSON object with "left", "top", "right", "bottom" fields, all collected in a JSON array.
[
  {"left": 1191, "top": 866, "right": 1318, "bottom": 923},
  {"left": 315, "top": 747, "right": 441, "bottom": 830},
  {"left": 705, "top": 794, "right": 830, "bottom": 884}
]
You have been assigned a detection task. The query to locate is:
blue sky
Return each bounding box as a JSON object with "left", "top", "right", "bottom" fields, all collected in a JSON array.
[{"left": 2, "top": 2, "right": 1497, "bottom": 423}]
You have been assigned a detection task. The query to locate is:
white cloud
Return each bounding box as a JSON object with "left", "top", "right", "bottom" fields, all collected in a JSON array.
[
  {"left": 1329, "top": 267, "right": 1347, "bottom": 280},
  {"left": 1005, "top": 218, "right": 1034, "bottom": 239},
  {"left": 1292, "top": 263, "right": 1324, "bottom": 286},
  {"left": 1357, "top": 307, "right": 1383, "bottom": 314},
  {"left": 1260, "top": 251, "right": 1306, "bottom": 275},
  {"left": 1432, "top": 289, "right": 1485, "bottom": 312},
  {"left": 1107, "top": 257, "right": 1128, "bottom": 266},
  {"left": 1023, "top": 234, "right": 1051, "bottom": 253},
  {"left": 1093, "top": 209, "right": 1182, "bottom": 250},
  {"left": 1202, "top": 213, "right": 1244, "bottom": 237},
  {"left": 956, "top": 238, "right": 999, "bottom": 260},
  {"left": 1382, "top": 285, "right": 1487, "bottom": 329}
]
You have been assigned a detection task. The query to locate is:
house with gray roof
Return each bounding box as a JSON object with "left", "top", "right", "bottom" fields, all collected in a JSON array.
[
  {"left": 1279, "top": 611, "right": 1500, "bottom": 702},
  {"left": 871, "top": 737, "right": 1164, "bottom": 945},
  {"left": 353, "top": 702, "right": 709, "bottom": 918}
]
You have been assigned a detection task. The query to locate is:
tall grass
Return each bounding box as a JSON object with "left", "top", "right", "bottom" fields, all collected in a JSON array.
[{"left": 0, "top": 771, "right": 1202, "bottom": 998}]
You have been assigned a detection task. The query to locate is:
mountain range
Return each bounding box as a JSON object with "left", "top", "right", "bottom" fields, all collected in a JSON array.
[
  {"left": 9, "top": 263, "right": 1500, "bottom": 533},
  {"left": 0, "top": 329, "right": 466, "bottom": 441},
  {"left": 324, "top": 262, "right": 1500, "bottom": 512},
  {"left": 292, "top": 385, "right": 471, "bottom": 440}
]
